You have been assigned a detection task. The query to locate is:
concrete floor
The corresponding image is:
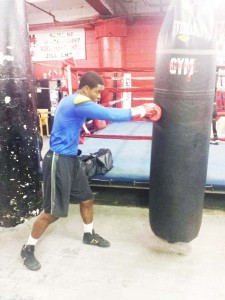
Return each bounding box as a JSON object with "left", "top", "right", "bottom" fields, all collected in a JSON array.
[
  {"left": 1, "top": 204, "right": 225, "bottom": 300},
  {"left": 0, "top": 136, "right": 225, "bottom": 300}
]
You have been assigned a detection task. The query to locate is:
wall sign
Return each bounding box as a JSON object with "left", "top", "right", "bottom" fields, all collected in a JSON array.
[{"left": 29, "top": 29, "right": 86, "bottom": 61}]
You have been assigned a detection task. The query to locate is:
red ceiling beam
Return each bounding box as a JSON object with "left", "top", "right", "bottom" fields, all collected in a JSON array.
[{"left": 28, "top": 17, "right": 97, "bottom": 31}]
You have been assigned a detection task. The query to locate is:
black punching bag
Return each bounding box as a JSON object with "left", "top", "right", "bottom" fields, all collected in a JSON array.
[
  {"left": 149, "top": 0, "right": 217, "bottom": 242},
  {"left": 0, "top": 0, "right": 42, "bottom": 227}
]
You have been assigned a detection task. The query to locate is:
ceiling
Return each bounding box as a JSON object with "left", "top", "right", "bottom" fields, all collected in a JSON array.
[
  {"left": 25, "top": 0, "right": 225, "bottom": 30},
  {"left": 26, "top": 0, "right": 171, "bottom": 29}
]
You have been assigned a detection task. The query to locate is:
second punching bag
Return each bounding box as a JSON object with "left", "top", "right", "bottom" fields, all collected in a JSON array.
[
  {"left": 149, "top": 0, "right": 217, "bottom": 242},
  {"left": 0, "top": 0, "right": 42, "bottom": 227}
]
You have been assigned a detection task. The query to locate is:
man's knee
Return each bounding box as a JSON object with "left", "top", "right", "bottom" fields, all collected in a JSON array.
[
  {"left": 39, "top": 212, "right": 58, "bottom": 224},
  {"left": 80, "top": 199, "right": 93, "bottom": 209}
]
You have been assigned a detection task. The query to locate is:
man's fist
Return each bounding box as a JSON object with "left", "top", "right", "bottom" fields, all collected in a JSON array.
[{"left": 131, "top": 103, "right": 162, "bottom": 122}]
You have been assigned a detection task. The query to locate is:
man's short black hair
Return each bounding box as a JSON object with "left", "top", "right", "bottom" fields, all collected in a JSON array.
[{"left": 79, "top": 71, "right": 104, "bottom": 89}]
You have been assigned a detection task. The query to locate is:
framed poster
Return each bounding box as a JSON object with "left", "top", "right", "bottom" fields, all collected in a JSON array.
[{"left": 29, "top": 28, "right": 86, "bottom": 61}]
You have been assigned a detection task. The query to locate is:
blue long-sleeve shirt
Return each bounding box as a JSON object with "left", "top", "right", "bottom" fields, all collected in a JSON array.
[{"left": 50, "top": 93, "right": 132, "bottom": 155}]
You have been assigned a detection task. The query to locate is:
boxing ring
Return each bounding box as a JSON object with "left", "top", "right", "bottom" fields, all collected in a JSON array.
[
  {"left": 79, "top": 121, "right": 225, "bottom": 194},
  {"left": 41, "top": 62, "right": 225, "bottom": 194}
]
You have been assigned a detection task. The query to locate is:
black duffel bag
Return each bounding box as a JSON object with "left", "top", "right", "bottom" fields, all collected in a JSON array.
[{"left": 78, "top": 148, "right": 113, "bottom": 180}]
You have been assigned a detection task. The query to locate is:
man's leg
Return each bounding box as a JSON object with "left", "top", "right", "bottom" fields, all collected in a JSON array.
[
  {"left": 80, "top": 199, "right": 93, "bottom": 224},
  {"left": 80, "top": 199, "right": 110, "bottom": 248},
  {"left": 21, "top": 213, "right": 58, "bottom": 271},
  {"left": 30, "top": 212, "right": 58, "bottom": 239}
]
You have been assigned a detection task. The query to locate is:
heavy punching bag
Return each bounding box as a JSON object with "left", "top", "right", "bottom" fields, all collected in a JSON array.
[
  {"left": 149, "top": 0, "right": 217, "bottom": 242},
  {"left": 0, "top": 0, "right": 42, "bottom": 227}
]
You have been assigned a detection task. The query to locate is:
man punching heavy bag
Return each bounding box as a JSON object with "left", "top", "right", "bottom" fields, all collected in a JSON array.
[{"left": 149, "top": 0, "right": 217, "bottom": 245}]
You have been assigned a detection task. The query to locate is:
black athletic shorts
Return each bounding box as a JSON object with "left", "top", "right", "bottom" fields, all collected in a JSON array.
[{"left": 42, "top": 150, "right": 93, "bottom": 218}]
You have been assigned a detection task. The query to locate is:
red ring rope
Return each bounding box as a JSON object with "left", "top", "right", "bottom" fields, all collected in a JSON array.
[{"left": 83, "top": 133, "right": 152, "bottom": 140}]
